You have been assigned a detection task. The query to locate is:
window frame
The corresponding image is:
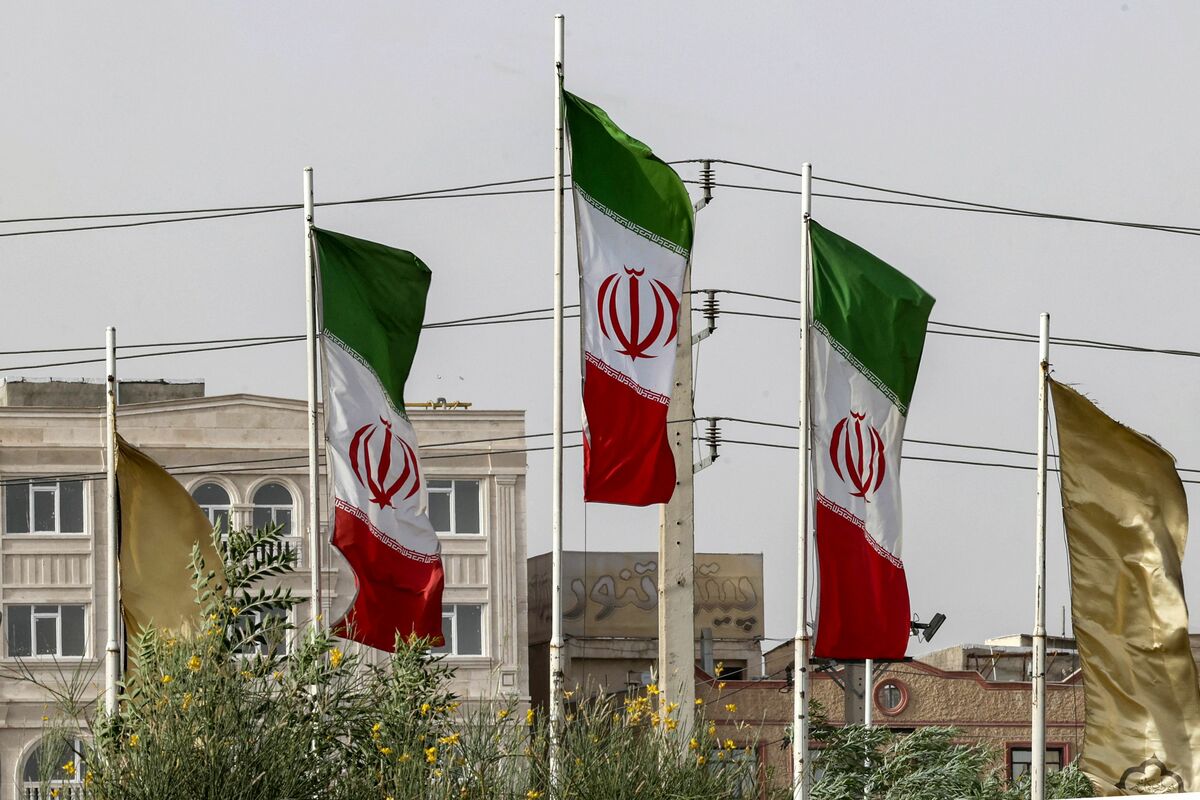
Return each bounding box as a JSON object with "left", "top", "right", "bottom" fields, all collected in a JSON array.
[
  {"left": 1008, "top": 745, "right": 1065, "bottom": 780},
  {"left": 22, "top": 736, "right": 86, "bottom": 799},
  {"left": 6, "top": 604, "right": 89, "bottom": 659},
  {"left": 427, "top": 478, "right": 484, "bottom": 537},
  {"left": 4, "top": 478, "right": 88, "bottom": 536},
  {"left": 190, "top": 481, "right": 233, "bottom": 535},
  {"left": 251, "top": 482, "right": 295, "bottom": 536},
  {"left": 233, "top": 605, "right": 293, "bottom": 658},
  {"left": 433, "top": 603, "right": 487, "bottom": 657},
  {"left": 873, "top": 679, "right": 910, "bottom": 716}
]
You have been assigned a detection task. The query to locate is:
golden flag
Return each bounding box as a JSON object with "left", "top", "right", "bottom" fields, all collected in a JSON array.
[
  {"left": 1052, "top": 380, "right": 1200, "bottom": 795},
  {"left": 116, "top": 435, "right": 225, "bottom": 638}
]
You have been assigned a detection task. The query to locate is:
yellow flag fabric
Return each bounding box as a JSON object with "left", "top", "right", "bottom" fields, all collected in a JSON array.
[
  {"left": 1051, "top": 380, "right": 1200, "bottom": 795},
  {"left": 116, "top": 436, "right": 225, "bottom": 637}
]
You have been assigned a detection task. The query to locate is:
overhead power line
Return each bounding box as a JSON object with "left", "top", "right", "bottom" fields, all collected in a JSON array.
[{"left": 4, "top": 159, "right": 1200, "bottom": 239}]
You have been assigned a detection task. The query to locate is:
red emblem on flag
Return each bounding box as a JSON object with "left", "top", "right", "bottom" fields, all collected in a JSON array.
[
  {"left": 829, "top": 412, "right": 886, "bottom": 500},
  {"left": 349, "top": 417, "right": 422, "bottom": 509},
  {"left": 596, "top": 267, "right": 680, "bottom": 360}
]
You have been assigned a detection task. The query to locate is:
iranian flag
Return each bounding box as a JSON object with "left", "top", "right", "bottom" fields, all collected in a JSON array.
[
  {"left": 809, "top": 220, "right": 934, "bottom": 660},
  {"left": 313, "top": 228, "right": 444, "bottom": 652},
  {"left": 565, "top": 91, "right": 694, "bottom": 506}
]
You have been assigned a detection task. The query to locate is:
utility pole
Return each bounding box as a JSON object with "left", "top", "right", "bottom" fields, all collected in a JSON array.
[
  {"left": 658, "top": 162, "right": 714, "bottom": 736},
  {"left": 658, "top": 268, "right": 697, "bottom": 735}
]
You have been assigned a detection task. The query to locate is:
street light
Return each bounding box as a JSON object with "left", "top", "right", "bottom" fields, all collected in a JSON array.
[{"left": 911, "top": 612, "right": 947, "bottom": 643}]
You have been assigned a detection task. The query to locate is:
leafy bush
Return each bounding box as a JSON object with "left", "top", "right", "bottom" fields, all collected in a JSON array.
[{"left": 38, "top": 524, "right": 769, "bottom": 800}]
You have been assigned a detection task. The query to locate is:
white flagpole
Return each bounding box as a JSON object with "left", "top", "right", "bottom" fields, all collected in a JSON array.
[
  {"left": 1032, "top": 312, "right": 1050, "bottom": 800},
  {"left": 548, "top": 11, "right": 566, "bottom": 789},
  {"left": 104, "top": 326, "right": 119, "bottom": 715},
  {"left": 864, "top": 658, "right": 873, "bottom": 728},
  {"left": 304, "top": 167, "right": 323, "bottom": 629},
  {"left": 793, "top": 161, "right": 813, "bottom": 799}
]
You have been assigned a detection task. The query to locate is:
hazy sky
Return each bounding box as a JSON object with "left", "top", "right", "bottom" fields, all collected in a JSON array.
[{"left": 4, "top": 2, "right": 1200, "bottom": 657}]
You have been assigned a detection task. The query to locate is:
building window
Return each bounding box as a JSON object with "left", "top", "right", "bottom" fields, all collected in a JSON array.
[
  {"left": 428, "top": 479, "right": 481, "bottom": 535},
  {"left": 1010, "top": 747, "right": 1064, "bottom": 779},
  {"left": 433, "top": 604, "right": 484, "bottom": 655},
  {"left": 233, "top": 606, "right": 290, "bottom": 657},
  {"left": 191, "top": 482, "right": 231, "bottom": 534},
  {"left": 4, "top": 479, "right": 84, "bottom": 534},
  {"left": 252, "top": 483, "right": 293, "bottom": 536},
  {"left": 7, "top": 605, "right": 87, "bottom": 658},
  {"left": 22, "top": 737, "right": 85, "bottom": 799},
  {"left": 874, "top": 680, "right": 909, "bottom": 716}
]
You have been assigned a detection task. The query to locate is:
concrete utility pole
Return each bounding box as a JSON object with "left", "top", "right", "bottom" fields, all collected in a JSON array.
[
  {"left": 658, "top": 166, "right": 713, "bottom": 738},
  {"left": 658, "top": 268, "right": 696, "bottom": 736}
]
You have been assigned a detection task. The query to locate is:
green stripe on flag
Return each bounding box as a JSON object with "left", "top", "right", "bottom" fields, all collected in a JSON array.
[
  {"left": 811, "top": 220, "right": 934, "bottom": 413},
  {"left": 314, "top": 228, "right": 430, "bottom": 414},
  {"left": 564, "top": 91, "right": 693, "bottom": 254}
]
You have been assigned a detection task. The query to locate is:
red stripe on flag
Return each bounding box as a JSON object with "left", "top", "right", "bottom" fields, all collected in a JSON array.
[
  {"left": 813, "top": 500, "right": 910, "bottom": 660},
  {"left": 583, "top": 358, "right": 676, "bottom": 506},
  {"left": 330, "top": 506, "right": 444, "bottom": 652}
]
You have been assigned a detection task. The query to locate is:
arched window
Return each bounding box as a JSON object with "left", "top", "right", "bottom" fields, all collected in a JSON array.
[
  {"left": 191, "top": 482, "right": 231, "bottom": 534},
  {"left": 22, "top": 737, "right": 84, "bottom": 799},
  {"left": 252, "top": 483, "right": 293, "bottom": 536}
]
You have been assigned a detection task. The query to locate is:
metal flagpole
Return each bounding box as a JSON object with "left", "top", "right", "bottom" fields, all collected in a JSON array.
[
  {"left": 864, "top": 659, "right": 874, "bottom": 728},
  {"left": 793, "top": 162, "right": 813, "bottom": 799},
  {"left": 1032, "top": 312, "right": 1050, "bottom": 800},
  {"left": 304, "top": 167, "right": 323, "bottom": 629},
  {"left": 548, "top": 11, "right": 566, "bottom": 790},
  {"left": 104, "top": 326, "right": 119, "bottom": 715}
]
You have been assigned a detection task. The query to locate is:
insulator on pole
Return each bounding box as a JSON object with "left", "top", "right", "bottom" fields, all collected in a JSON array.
[
  {"left": 705, "top": 417, "right": 721, "bottom": 464},
  {"left": 702, "top": 290, "right": 719, "bottom": 334},
  {"left": 700, "top": 160, "right": 715, "bottom": 205}
]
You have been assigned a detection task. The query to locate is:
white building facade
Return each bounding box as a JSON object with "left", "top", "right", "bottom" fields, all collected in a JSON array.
[{"left": 0, "top": 378, "right": 529, "bottom": 800}]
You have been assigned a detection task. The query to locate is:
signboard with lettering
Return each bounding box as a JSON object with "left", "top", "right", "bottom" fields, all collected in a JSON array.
[{"left": 528, "top": 551, "right": 764, "bottom": 644}]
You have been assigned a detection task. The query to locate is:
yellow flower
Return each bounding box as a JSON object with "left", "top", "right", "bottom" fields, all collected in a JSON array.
[
  {"left": 664, "top": 718, "right": 678, "bottom": 731},
  {"left": 84, "top": 770, "right": 94, "bottom": 786},
  {"left": 695, "top": 698, "right": 704, "bottom": 707},
  {"left": 372, "top": 721, "right": 383, "bottom": 734},
  {"left": 239, "top": 670, "right": 253, "bottom": 680},
  {"left": 187, "top": 655, "right": 202, "bottom": 672},
  {"left": 181, "top": 692, "right": 193, "bottom": 711},
  {"left": 563, "top": 689, "right": 574, "bottom": 700},
  {"left": 715, "top": 661, "right": 724, "bottom": 676},
  {"left": 50, "top": 790, "right": 58, "bottom": 799},
  {"left": 420, "top": 702, "right": 432, "bottom": 716},
  {"left": 41, "top": 715, "right": 49, "bottom": 722},
  {"left": 565, "top": 713, "right": 575, "bottom": 722},
  {"left": 398, "top": 752, "right": 411, "bottom": 763},
  {"left": 707, "top": 723, "right": 717, "bottom": 737},
  {"left": 718, "top": 750, "right": 726, "bottom": 760},
  {"left": 160, "top": 674, "right": 173, "bottom": 685},
  {"left": 425, "top": 746, "right": 438, "bottom": 764},
  {"left": 718, "top": 681, "right": 727, "bottom": 690},
  {"left": 379, "top": 746, "right": 392, "bottom": 755},
  {"left": 724, "top": 739, "right": 735, "bottom": 749},
  {"left": 724, "top": 703, "right": 737, "bottom": 713},
  {"left": 526, "top": 791, "right": 542, "bottom": 799},
  {"left": 497, "top": 708, "right": 510, "bottom": 719},
  {"left": 432, "top": 768, "right": 443, "bottom": 779},
  {"left": 525, "top": 708, "right": 535, "bottom": 726},
  {"left": 329, "top": 648, "right": 344, "bottom": 668},
  {"left": 230, "top": 606, "right": 240, "bottom": 615},
  {"left": 689, "top": 737, "right": 699, "bottom": 750},
  {"left": 645, "top": 683, "right": 660, "bottom": 696},
  {"left": 128, "top": 734, "right": 140, "bottom": 748},
  {"left": 447, "top": 701, "right": 461, "bottom": 712},
  {"left": 696, "top": 755, "right": 707, "bottom": 766},
  {"left": 273, "top": 670, "right": 283, "bottom": 682},
  {"left": 62, "top": 761, "right": 76, "bottom": 777},
  {"left": 438, "top": 732, "right": 460, "bottom": 746}
]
